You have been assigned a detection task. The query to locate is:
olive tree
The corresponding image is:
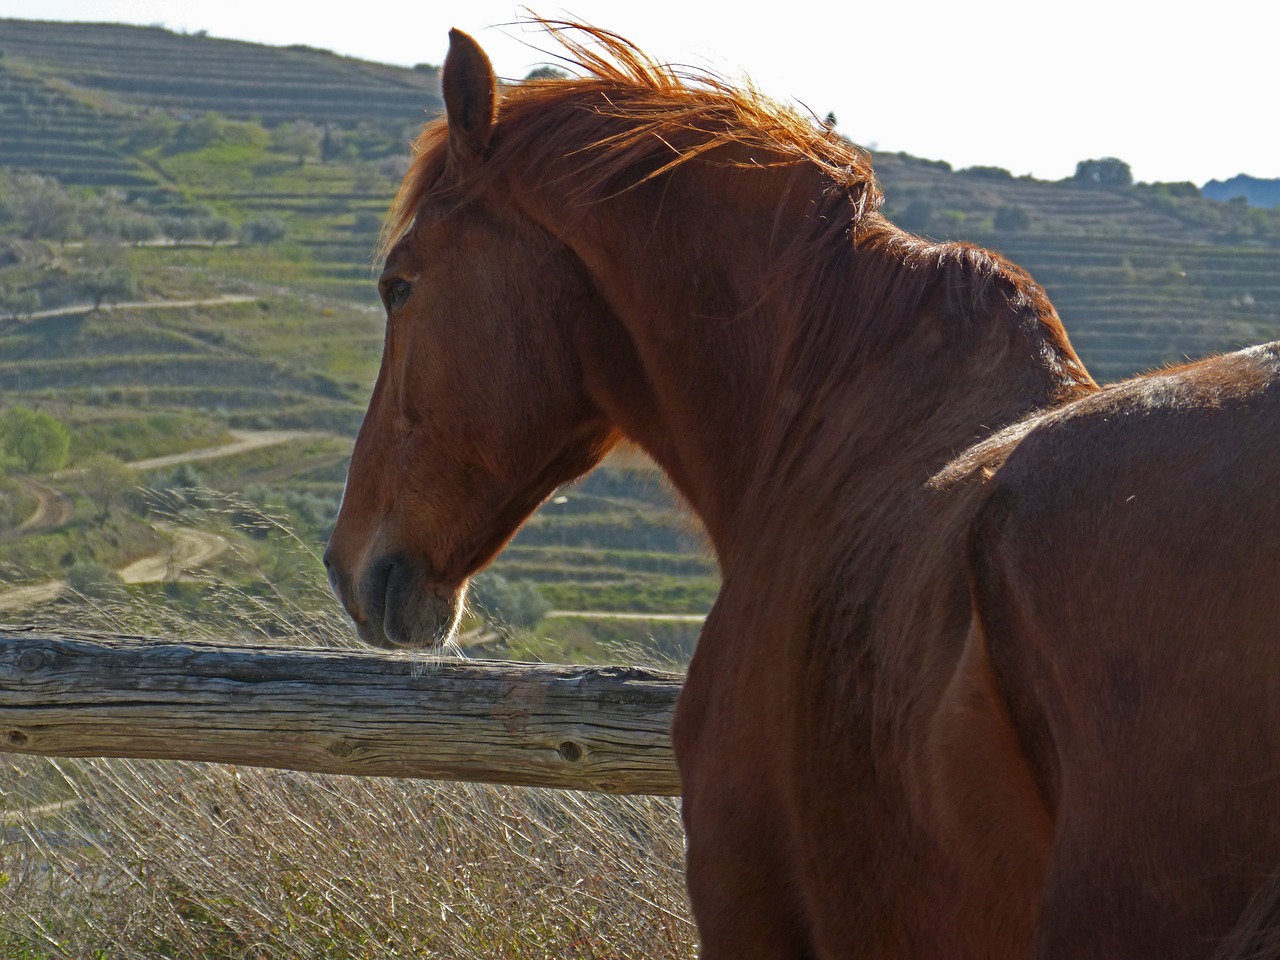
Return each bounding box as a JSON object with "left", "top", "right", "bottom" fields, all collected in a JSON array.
[{"left": 0, "top": 406, "right": 71, "bottom": 474}]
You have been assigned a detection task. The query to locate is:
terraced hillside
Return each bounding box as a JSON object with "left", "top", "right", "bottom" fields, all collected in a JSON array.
[
  {"left": 0, "top": 297, "right": 380, "bottom": 429},
  {"left": 0, "top": 60, "right": 155, "bottom": 190},
  {"left": 985, "top": 236, "right": 1280, "bottom": 383},
  {"left": 0, "top": 22, "right": 439, "bottom": 259},
  {"left": 2, "top": 18, "right": 1280, "bottom": 658},
  {"left": 0, "top": 19, "right": 440, "bottom": 128},
  {"left": 874, "top": 153, "right": 1280, "bottom": 382}
]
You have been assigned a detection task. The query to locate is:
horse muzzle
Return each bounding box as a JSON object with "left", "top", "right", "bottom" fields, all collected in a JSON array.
[{"left": 324, "top": 548, "right": 464, "bottom": 650}]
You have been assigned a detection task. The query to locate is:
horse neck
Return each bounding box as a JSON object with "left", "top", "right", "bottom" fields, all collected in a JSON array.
[
  {"left": 503, "top": 164, "right": 785, "bottom": 549},
  {"left": 514, "top": 166, "right": 1092, "bottom": 561}
]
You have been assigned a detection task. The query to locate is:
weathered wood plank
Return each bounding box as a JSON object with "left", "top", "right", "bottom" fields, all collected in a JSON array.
[{"left": 0, "top": 628, "right": 684, "bottom": 796}]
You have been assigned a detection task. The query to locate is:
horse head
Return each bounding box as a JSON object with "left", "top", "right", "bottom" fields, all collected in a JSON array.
[{"left": 324, "top": 30, "right": 619, "bottom": 648}]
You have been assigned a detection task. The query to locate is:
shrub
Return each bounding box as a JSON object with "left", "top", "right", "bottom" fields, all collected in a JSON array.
[
  {"left": 472, "top": 572, "right": 551, "bottom": 633},
  {"left": 0, "top": 406, "right": 70, "bottom": 474},
  {"left": 994, "top": 204, "right": 1031, "bottom": 232},
  {"left": 1072, "top": 157, "right": 1134, "bottom": 189},
  {"left": 240, "top": 216, "right": 287, "bottom": 245},
  {"left": 895, "top": 198, "right": 934, "bottom": 232},
  {"left": 64, "top": 560, "right": 124, "bottom": 599}
]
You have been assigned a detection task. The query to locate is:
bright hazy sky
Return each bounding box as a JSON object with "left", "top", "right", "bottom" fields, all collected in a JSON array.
[{"left": 5, "top": 1, "right": 1274, "bottom": 186}]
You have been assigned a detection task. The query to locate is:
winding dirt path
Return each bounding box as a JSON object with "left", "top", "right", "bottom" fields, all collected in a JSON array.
[
  {"left": 125, "top": 429, "right": 321, "bottom": 472},
  {"left": 115, "top": 525, "right": 229, "bottom": 585},
  {"left": 12, "top": 428, "right": 325, "bottom": 534},
  {"left": 14, "top": 477, "right": 73, "bottom": 534},
  {"left": 0, "top": 526, "right": 230, "bottom": 614},
  {"left": 1, "top": 429, "right": 322, "bottom": 613},
  {"left": 0, "top": 580, "right": 65, "bottom": 613}
]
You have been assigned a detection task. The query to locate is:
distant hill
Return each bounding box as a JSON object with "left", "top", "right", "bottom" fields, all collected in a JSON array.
[
  {"left": 0, "top": 19, "right": 441, "bottom": 125},
  {"left": 0, "top": 15, "right": 1279, "bottom": 390},
  {"left": 0, "top": 18, "right": 441, "bottom": 193},
  {"left": 1203, "top": 175, "right": 1280, "bottom": 209},
  {"left": 868, "top": 152, "right": 1280, "bottom": 382},
  {"left": 0, "top": 19, "right": 450, "bottom": 435}
]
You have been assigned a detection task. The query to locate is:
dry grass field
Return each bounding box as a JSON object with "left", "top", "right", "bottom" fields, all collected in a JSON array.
[{"left": 0, "top": 589, "right": 697, "bottom": 959}]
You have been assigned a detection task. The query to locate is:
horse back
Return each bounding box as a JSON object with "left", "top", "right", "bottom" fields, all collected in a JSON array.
[{"left": 968, "top": 342, "right": 1280, "bottom": 957}]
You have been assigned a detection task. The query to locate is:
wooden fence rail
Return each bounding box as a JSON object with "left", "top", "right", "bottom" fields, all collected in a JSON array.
[{"left": 0, "top": 628, "right": 684, "bottom": 796}]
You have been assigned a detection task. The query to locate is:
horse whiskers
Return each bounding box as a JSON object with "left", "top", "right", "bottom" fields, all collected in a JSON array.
[{"left": 407, "top": 638, "right": 467, "bottom": 679}]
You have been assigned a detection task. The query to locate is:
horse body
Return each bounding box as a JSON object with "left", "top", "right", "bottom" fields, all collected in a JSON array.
[
  {"left": 966, "top": 348, "right": 1280, "bottom": 956},
  {"left": 325, "top": 24, "right": 1280, "bottom": 957}
]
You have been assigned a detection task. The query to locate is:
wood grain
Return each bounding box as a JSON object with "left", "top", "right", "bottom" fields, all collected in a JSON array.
[{"left": 0, "top": 628, "right": 684, "bottom": 796}]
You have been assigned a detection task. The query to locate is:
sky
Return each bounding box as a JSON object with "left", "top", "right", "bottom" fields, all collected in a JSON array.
[{"left": 4, "top": 1, "right": 1275, "bottom": 186}]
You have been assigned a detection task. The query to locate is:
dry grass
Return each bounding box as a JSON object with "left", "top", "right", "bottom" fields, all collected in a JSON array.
[
  {"left": 1, "top": 759, "right": 692, "bottom": 958},
  {"left": 0, "top": 517, "right": 697, "bottom": 959}
]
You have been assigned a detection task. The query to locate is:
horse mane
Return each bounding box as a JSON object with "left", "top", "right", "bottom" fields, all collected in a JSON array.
[
  {"left": 381, "top": 20, "right": 1087, "bottom": 392},
  {"left": 380, "top": 20, "right": 881, "bottom": 256}
]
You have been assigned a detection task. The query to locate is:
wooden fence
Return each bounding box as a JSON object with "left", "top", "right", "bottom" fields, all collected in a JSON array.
[{"left": 0, "top": 627, "right": 684, "bottom": 796}]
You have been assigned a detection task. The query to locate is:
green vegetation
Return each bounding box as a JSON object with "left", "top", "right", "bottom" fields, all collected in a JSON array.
[
  {"left": 471, "top": 571, "right": 552, "bottom": 635},
  {"left": 75, "top": 453, "right": 133, "bottom": 523},
  {"left": 0, "top": 406, "right": 69, "bottom": 472},
  {"left": 68, "top": 411, "right": 230, "bottom": 463},
  {"left": 0, "top": 506, "right": 164, "bottom": 579}
]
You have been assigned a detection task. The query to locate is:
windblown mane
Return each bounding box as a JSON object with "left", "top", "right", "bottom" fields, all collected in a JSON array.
[
  {"left": 380, "top": 21, "right": 1088, "bottom": 393},
  {"left": 379, "top": 21, "right": 881, "bottom": 257}
]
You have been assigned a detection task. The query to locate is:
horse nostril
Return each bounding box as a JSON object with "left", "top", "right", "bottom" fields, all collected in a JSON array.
[{"left": 364, "top": 555, "right": 395, "bottom": 625}]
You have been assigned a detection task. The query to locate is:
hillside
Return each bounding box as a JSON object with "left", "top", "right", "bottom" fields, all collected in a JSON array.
[
  {"left": 0, "top": 19, "right": 440, "bottom": 121},
  {"left": 0, "top": 18, "right": 1278, "bottom": 658},
  {"left": 4, "top": 18, "right": 1279, "bottom": 388},
  {"left": 871, "top": 153, "right": 1280, "bottom": 383}
]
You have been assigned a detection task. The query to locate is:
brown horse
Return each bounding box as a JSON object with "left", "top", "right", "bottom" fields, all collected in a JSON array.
[{"left": 324, "top": 23, "right": 1280, "bottom": 959}]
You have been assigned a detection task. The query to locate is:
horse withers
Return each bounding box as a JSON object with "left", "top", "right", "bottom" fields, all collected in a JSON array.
[{"left": 324, "top": 22, "right": 1280, "bottom": 958}]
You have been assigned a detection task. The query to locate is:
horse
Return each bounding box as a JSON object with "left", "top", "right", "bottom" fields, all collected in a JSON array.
[{"left": 323, "top": 22, "right": 1280, "bottom": 959}]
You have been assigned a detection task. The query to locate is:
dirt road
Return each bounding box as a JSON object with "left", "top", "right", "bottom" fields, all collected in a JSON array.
[
  {"left": 5, "top": 294, "right": 257, "bottom": 324},
  {"left": 14, "top": 428, "right": 327, "bottom": 533},
  {"left": 125, "top": 429, "right": 325, "bottom": 472},
  {"left": 0, "top": 580, "right": 65, "bottom": 613},
  {"left": 0, "top": 525, "right": 230, "bottom": 613},
  {"left": 14, "top": 477, "right": 73, "bottom": 534},
  {"left": 115, "top": 525, "right": 229, "bottom": 584},
  {"left": 1, "top": 427, "right": 318, "bottom": 612}
]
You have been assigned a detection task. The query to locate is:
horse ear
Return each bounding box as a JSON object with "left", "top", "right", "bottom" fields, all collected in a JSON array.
[{"left": 443, "top": 28, "right": 497, "bottom": 168}]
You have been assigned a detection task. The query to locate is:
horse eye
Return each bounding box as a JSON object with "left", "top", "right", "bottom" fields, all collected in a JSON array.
[{"left": 383, "top": 278, "right": 412, "bottom": 311}]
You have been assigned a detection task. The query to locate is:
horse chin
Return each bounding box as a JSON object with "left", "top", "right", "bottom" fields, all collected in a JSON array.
[
  {"left": 358, "top": 591, "right": 463, "bottom": 650},
  {"left": 357, "top": 555, "right": 466, "bottom": 650}
]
